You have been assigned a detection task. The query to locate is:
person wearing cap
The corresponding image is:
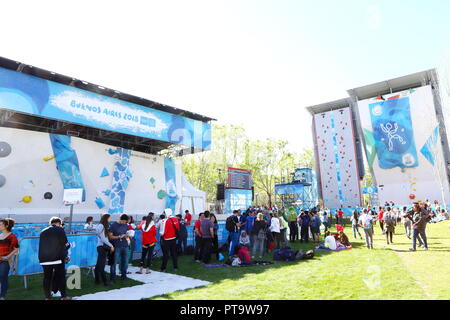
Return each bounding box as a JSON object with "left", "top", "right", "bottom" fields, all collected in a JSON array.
[
  {"left": 38, "top": 217, "right": 71, "bottom": 300},
  {"left": 159, "top": 208, "right": 180, "bottom": 272}
]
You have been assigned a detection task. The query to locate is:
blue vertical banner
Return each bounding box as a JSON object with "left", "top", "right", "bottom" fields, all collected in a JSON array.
[
  {"left": 49, "top": 134, "right": 85, "bottom": 201},
  {"left": 108, "top": 148, "right": 132, "bottom": 214},
  {"left": 164, "top": 158, "right": 178, "bottom": 212},
  {"left": 369, "top": 97, "right": 418, "bottom": 169},
  {"left": 420, "top": 125, "right": 440, "bottom": 166}
]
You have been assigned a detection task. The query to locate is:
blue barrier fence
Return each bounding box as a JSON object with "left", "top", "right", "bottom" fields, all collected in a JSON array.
[
  {"left": 17, "top": 234, "right": 98, "bottom": 275},
  {"left": 15, "top": 221, "right": 229, "bottom": 276}
]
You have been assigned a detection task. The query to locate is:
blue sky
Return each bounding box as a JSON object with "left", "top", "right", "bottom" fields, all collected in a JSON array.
[{"left": 1, "top": 0, "right": 449, "bottom": 152}]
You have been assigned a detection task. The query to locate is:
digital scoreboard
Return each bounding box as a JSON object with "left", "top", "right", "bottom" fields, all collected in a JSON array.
[{"left": 227, "top": 167, "right": 252, "bottom": 190}]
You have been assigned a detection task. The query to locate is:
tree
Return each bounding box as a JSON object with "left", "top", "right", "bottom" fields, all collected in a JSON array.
[{"left": 179, "top": 124, "right": 313, "bottom": 207}]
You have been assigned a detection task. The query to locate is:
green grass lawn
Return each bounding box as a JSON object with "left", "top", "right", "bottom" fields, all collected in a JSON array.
[
  {"left": 6, "top": 269, "right": 142, "bottom": 300},
  {"left": 148, "top": 221, "right": 450, "bottom": 300}
]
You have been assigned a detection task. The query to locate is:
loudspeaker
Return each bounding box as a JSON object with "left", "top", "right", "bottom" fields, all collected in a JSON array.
[
  {"left": 252, "top": 186, "right": 254, "bottom": 201},
  {"left": 216, "top": 183, "right": 225, "bottom": 200}
]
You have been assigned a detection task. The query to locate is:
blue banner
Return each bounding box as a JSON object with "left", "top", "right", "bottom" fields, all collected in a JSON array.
[
  {"left": 17, "top": 234, "right": 98, "bottom": 275},
  {"left": 108, "top": 148, "right": 132, "bottom": 214},
  {"left": 164, "top": 158, "right": 178, "bottom": 212},
  {"left": 369, "top": 97, "right": 418, "bottom": 169},
  {"left": 362, "top": 187, "right": 378, "bottom": 194},
  {"left": 224, "top": 189, "right": 252, "bottom": 214},
  {"left": 420, "top": 125, "right": 440, "bottom": 166},
  {"left": 49, "top": 134, "right": 86, "bottom": 201},
  {"left": 275, "top": 183, "right": 304, "bottom": 195},
  {"left": 0, "top": 67, "right": 211, "bottom": 150}
]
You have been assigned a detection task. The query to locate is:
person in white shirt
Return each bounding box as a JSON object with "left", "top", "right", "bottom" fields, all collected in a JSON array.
[
  {"left": 239, "top": 231, "right": 250, "bottom": 248},
  {"left": 279, "top": 215, "right": 289, "bottom": 247},
  {"left": 358, "top": 210, "right": 374, "bottom": 249},
  {"left": 270, "top": 213, "right": 281, "bottom": 249},
  {"left": 401, "top": 206, "right": 412, "bottom": 239},
  {"left": 84, "top": 216, "right": 95, "bottom": 231}
]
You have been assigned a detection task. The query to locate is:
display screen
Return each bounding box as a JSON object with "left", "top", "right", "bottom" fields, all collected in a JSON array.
[{"left": 227, "top": 167, "right": 252, "bottom": 189}]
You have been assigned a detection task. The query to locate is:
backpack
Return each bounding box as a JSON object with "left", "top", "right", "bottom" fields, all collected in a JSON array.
[
  {"left": 273, "top": 249, "right": 283, "bottom": 261},
  {"left": 294, "top": 249, "right": 304, "bottom": 260},
  {"left": 274, "top": 248, "right": 295, "bottom": 261},
  {"left": 226, "top": 216, "right": 235, "bottom": 232},
  {"left": 311, "top": 217, "right": 320, "bottom": 228},
  {"left": 280, "top": 248, "right": 295, "bottom": 261}
]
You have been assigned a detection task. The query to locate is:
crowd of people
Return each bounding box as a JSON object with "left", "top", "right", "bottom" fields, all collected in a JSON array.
[
  {"left": 353, "top": 201, "right": 449, "bottom": 251},
  {"left": 0, "top": 200, "right": 449, "bottom": 300}
]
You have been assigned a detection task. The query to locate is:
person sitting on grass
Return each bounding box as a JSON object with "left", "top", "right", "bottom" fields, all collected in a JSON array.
[
  {"left": 235, "top": 244, "right": 251, "bottom": 264},
  {"left": 338, "top": 230, "right": 351, "bottom": 248},
  {"left": 239, "top": 231, "right": 250, "bottom": 248},
  {"left": 322, "top": 231, "right": 337, "bottom": 250}
]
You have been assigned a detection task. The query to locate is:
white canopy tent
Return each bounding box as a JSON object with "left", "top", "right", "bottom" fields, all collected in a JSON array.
[{"left": 180, "top": 174, "right": 206, "bottom": 215}]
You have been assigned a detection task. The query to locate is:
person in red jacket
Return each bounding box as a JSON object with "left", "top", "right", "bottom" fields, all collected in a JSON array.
[
  {"left": 236, "top": 245, "right": 251, "bottom": 264},
  {"left": 136, "top": 213, "right": 157, "bottom": 274},
  {"left": 184, "top": 210, "right": 192, "bottom": 226},
  {"left": 158, "top": 209, "right": 180, "bottom": 272},
  {"left": 378, "top": 206, "right": 385, "bottom": 234},
  {"left": 194, "top": 212, "right": 204, "bottom": 262}
]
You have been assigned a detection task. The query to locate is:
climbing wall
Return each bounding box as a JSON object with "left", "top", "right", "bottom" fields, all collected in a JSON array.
[
  {"left": 313, "top": 107, "right": 362, "bottom": 208},
  {"left": 356, "top": 85, "right": 450, "bottom": 205},
  {"left": 0, "top": 127, "right": 182, "bottom": 216}
]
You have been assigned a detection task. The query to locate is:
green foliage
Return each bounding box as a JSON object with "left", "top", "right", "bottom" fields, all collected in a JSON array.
[{"left": 179, "top": 124, "right": 314, "bottom": 206}]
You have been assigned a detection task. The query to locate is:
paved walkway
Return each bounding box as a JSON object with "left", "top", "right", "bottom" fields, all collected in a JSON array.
[{"left": 75, "top": 266, "right": 210, "bottom": 300}]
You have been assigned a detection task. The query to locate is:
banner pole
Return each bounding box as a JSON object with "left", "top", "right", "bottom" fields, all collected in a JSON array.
[{"left": 69, "top": 204, "right": 74, "bottom": 234}]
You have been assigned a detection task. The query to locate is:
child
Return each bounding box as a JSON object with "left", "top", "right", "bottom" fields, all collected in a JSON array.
[
  {"left": 84, "top": 216, "right": 95, "bottom": 231},
  {"left": 239, "top": 231, "right": 250, "bottom": 248}
]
